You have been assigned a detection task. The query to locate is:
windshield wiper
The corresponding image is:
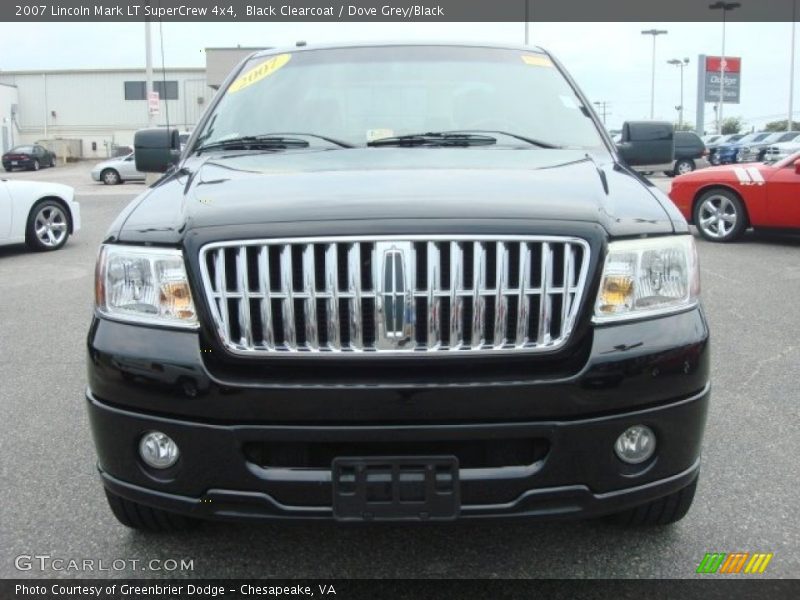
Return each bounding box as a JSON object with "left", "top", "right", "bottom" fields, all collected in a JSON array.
[
  {"left": 263, "top": 132, "right": 354, "bottom": 148},
  {"left": 195, "top": 135, "right": 310, "bottom": 154},
  {"left": 367, "top": 132, "right": 497, "bottom": 148},
  {"left": 446, "top": 130, "right": 564, "bottom": 149}
]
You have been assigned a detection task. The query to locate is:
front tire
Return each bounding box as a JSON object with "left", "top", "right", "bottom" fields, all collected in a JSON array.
[
  {"left": 104, "top": 489, "right": 199, "bottom": 532},
  {"left": 606, "top": 476, "right": 698, "bottom": 526},
  {"left": 101, "top": 168, "right": 121, "bottom": 185},
  {"left": 25, "top": 200, "right": 70, "bottom": 251},
  {"left": 693, "top": 188, "right": 747, "bottom": 242},
  {"left": 674, "top": 158, "right": 695, "bottom": 176}
]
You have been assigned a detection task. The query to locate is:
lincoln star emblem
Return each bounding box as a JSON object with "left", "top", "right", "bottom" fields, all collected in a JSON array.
[{"left": 375, "top": 242, "right": 415, "bottom": 349}]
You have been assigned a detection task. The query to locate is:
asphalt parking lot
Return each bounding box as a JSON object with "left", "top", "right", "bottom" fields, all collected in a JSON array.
[{"left": 1, "top": 165, "right": 798, "bottom": 579}]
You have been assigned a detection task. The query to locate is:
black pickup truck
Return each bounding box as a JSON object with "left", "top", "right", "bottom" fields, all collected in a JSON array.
[{"left": 87, "top": 43, "right": 709, "bottom": 530}]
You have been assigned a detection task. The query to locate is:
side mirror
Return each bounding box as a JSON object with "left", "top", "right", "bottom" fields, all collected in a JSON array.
[
  {"left": 617, "top": 121, "right": 675, "bottom": 166},
  {"left": 134, "top": 128, "right": 180, "bottom": 173},
  {"left": 795, "top": 160, "right": 800, "bottom": 175}
]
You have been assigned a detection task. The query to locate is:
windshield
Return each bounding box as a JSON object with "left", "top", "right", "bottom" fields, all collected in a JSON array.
[
  {"left": 196, "top": 46, "right": 608, "bottom": 152},
  {"left": 10, "top": 146, "right": 34, "bottom": 153}
]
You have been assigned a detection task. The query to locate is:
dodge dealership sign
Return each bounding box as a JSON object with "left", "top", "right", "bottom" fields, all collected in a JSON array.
[{"left": 703, "top": 56, "right": 741, "bottom": 104}]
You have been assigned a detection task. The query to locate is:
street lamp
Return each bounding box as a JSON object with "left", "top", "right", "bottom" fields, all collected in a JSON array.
[
  {"left": 642, "top": 29, "right": 668, "bottom": 119},
  {"left": 709, "top": 2, "right": 741, "bottom": 134},
  {"left": 667, "top": 58, "right": 690, "bottom": 127},
  {"left": 593, "top": 101, "right": 610, "bottom": 125},
  {"left": 789, "top": 0, "right": 797, "bottom": 131}
]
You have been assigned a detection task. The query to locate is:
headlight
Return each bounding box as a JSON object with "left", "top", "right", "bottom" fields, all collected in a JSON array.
[
  {"left": 95, "top": 245, "right": 198, "bottom": 328},
  {"left": 593, "top": 236, "right": 699, "bottom": 322}
]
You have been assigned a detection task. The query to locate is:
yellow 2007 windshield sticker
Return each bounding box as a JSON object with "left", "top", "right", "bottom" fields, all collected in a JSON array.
[
  {"left": 228, "top": 54, "right": 291, "bottom": 93},
  {"left": 521, "top": 54, "right": 553, "bottom": 68}
]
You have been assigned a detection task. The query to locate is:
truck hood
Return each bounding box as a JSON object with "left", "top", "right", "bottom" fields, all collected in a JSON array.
[{"left": 112, "top": 148, "right": 677, "bottom": 244}]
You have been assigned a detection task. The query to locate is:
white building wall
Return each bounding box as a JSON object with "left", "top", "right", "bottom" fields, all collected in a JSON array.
[
  {"left": 0, "top": 69, "right": 208, "bottom": 158},
  {"left": 0, "top": 83, "right": 20, "bottom": 154}
]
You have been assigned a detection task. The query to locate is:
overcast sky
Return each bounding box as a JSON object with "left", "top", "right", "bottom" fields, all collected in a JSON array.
[{"left": 0, "top": 21, "right": 796, "bottom": 131}]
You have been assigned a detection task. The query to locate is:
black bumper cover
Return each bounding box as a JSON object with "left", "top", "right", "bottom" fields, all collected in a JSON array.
[{"left": 87, "top": 307, "right": 709, "bottom": 522}]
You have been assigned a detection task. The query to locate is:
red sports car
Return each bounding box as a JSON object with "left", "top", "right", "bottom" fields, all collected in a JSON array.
[{"left": 669, "top": 151, "right": 800, "bottom": 242}]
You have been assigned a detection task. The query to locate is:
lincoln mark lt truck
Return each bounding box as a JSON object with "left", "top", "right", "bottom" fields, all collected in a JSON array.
[{"left": 87, "top": 43, "right": 708, "bottom": 530}]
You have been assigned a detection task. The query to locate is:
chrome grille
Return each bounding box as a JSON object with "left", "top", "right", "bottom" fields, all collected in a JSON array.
[{"left": 199, "top": 236, "right": 591, "bottom": 356}]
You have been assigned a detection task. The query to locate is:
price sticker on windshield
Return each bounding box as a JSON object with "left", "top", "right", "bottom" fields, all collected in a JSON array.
[
  {"left": 521, "top": 54, "right": 553, "bottom": 68},
  {"left": 229, "top": 54, "right": 292, "bottom": 94}
]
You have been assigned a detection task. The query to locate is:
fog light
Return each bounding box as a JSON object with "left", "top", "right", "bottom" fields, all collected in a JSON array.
[
  {"left": 614, "top": 425, "right": 656, "bottom": 464},
  {"left": 139, "top": 431, "right": 179, "bottom": 469}
]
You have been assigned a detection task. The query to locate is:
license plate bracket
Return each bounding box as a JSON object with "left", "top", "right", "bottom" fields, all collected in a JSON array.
[{"left": 332, "top": 456, "right": 460, "bottom": 522}]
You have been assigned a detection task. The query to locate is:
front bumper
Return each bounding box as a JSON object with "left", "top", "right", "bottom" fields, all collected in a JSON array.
[
  {"left": 86, "top": 306, "right": 710, "bottom": 522},
  {"left": 90, "top": 386, "right": 707, "bottom": 521}
]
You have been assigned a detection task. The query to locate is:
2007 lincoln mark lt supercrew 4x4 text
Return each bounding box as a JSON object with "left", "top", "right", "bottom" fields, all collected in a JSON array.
[{"left": 87, "top": 43, "right": 709, "bottom": 530}]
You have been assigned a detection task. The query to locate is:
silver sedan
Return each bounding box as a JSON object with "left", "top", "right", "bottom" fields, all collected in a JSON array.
[{"left": 90, "top": 153, "right": 146, "bottom": 185}]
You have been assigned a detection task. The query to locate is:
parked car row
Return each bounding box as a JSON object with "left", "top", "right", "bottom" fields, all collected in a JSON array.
[{"left": 703, "top": 131, "right": 800, "bottom": 165}]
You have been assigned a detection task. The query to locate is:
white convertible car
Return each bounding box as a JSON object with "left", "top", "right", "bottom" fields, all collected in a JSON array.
[{"left": 0, "top": 179, "right": 80, "bottom": 251}]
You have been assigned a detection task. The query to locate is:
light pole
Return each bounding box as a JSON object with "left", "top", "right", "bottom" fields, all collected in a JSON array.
[
  {"left": 709, "top": 2, "right": 741, "bottom": 134},
  {"left": 593, "top": 101, "right": 610, "bottom": 125},
  {"left": 789, "top": 0, "right": 797, "bottom": 131},
  {"left": 667, "top": 58, "right": 690, "bottom": 127},
  {"left": 642, "top": 29, "right": 668, "bottom": 119}
]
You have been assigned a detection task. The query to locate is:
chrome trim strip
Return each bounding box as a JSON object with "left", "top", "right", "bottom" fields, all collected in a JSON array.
[
  {"left": 258, "top": 246, "right": 274, "bottom": 349},
  {"left": 347, "top": 242, "right": 363, "bottom": 350},
  {"left": 536, "top": 242, "right": 552, "bottom": 346},
  {"left": 302, "top": 244, "right": 318, "bottom": 350},
  {"left": 280, "top": 245, "right": 296, "bottom": 350},
  {"left": 325, "top": 243, "right": 340, "bottom": 350},
  {"left": 236, "top": 246, "right": 253, "bottom": 349},
  {"left": 427, "top": 241, "right": 441, "bottom": 350},
  {"left": 494, "top": 242, "right": 509, "bottom": 348},
  {"left": 449, "top": 241, "right": 464, "bottom": 349}
]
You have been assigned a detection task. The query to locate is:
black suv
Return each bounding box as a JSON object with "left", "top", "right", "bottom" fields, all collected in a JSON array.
[
  {"left": 87, "top": 43, "right": 709, "bottom": 530},
  {"left": 637, "top": 131, "right": 707, "bottom": 177}
]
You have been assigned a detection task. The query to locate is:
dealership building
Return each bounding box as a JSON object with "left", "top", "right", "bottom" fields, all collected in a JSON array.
[{"left": 0, "top": 47, "right": 261, "bottom": 158}]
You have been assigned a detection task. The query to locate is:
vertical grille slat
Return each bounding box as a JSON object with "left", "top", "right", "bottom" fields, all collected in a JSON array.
[
  {"left": 494, "top": 242, "right": 509, "bottom": 348},
  {"left": 302, "top": 244, "right": 318, "bottom": 350},
  {"left": 325, "top": 243, "right": 341, "bottom": 350},
  {"left": 280, "top": 245, "right": 296, "bottom": 350},
  {"left": 537, "top": 242, "right": 552, "bottom": 346},
  {"left": 236, "top": 247, "right": 254, "bottom": 349},
  {"left": 258, "top": 246, "right": 274, "bottom": 349},
  {"left": 471, "top": 241, "right": 487, "bottom": 348},
  {"left": 515, "top": 242, "right": 531, "bottom": 346},
  {"left": 199, "top": 236, "right": 590, "bottom": 356},
  {"left": 449, "top": 241, "right": 464, "bottom": 349},
  {"left": 427, "top": 242, "right": 441, "bottom": 349},
  {"left": 214, "top": 248, "right": 230, "bottom": 342},
  {"left": 347, "top": 243, "right": 363, "bottom": 350}
]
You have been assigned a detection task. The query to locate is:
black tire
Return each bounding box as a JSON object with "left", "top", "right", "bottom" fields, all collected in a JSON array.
[
  {"left": 606, "top": 476, "right": 698, "bottom": 526},
  {"left": 30, "top": 159, "right": 40, "bottom": 171},
  {"left": 104, "top": 489, "right": 199, "bottom": 532},
  {"left": 50, "top": 155, "right": 56, "bottom": 168},
  {"left": 101, "top": 168, "right": 121, "bottom": 185},
  {"left": 674, "top": 158, "right": 695, "bottom": 176},
  {"left": 663, "top": 170, "right": 675, "bottom": 177},
  {"left": 693, "top": 188, "right": 747, "bottom": 243},
  {"left": 25, "top": 199, "right": 70, "bottom": 251}
]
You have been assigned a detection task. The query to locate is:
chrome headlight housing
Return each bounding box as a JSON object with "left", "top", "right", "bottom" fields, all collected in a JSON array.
[
  {"left": 95, "top": 245, "right": 198, "bottom": 328},
  {"left": 593, "top": 236, "right": 699, "bottom": 323}
]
